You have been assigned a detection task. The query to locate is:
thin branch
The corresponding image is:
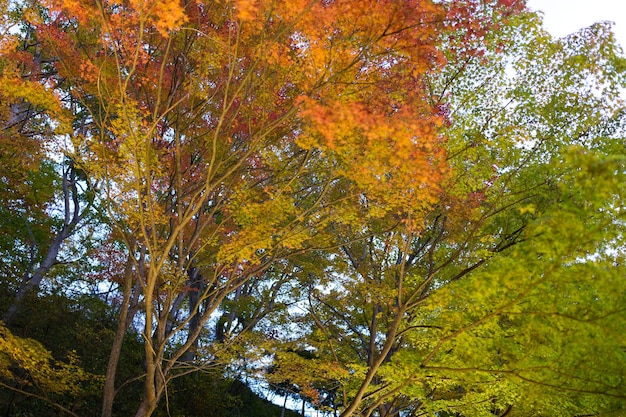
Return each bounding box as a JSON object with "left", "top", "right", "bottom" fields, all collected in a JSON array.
[{"left": 0, "top": 380, "right": 80, "bottom": 417}]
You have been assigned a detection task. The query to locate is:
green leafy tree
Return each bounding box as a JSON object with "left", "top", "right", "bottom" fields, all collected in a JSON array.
[{"left": 270, "top": 10, "right": 626, "bottom": 417}]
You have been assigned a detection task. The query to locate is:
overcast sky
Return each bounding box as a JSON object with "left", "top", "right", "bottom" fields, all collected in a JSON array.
[{"left": 527, "top": 0, "right": 626, "bottom": 50}]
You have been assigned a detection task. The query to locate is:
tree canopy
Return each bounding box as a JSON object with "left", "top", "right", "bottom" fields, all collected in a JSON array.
[{"left": 0, "top": 1, "right": 625, "bottom": 416}]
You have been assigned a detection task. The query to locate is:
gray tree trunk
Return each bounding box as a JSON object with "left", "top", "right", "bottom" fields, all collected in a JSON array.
[{"left": 3, "top": 166, "right": 87, "bottom": 324}]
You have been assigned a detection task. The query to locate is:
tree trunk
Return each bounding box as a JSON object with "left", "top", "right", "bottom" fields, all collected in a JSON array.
[
  {"left": 133, "top": 398, "right": 158, "bottom": 417},
  {"left": 280, "top": 394, "right": 287, "bottom": 417},
  {"left": 181, "top": 267, "right": 203, "bottom": 362},
  {"left": 339, "top": 308, "right": 405, "bottom": 417},
  {"left": 102, "top": 259, "right": 137, "bottom": 417},
  {"left": 3, "top": 228, "right": 67, "bottom": 323},
  {"left": 3, "top": 166, "right": 84, "bottom": 324},
  {"left": 135, "top": 270, "right": 162, "bottom": 417},
  {"left": 133, "top": 362, "right": 161, "bottom": 417}
]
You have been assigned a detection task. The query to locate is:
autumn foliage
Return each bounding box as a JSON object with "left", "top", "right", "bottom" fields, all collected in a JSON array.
[{"left": 1, "top": 0, "right": 625, "bottom": 417}]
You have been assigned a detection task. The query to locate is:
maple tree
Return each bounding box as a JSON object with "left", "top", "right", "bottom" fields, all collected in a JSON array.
[
  {"left": 267, "top": 10, "right": 626, "bottom": 417},
  {"left": 16, "top": 0, "right": 466, "bottom": 415},
  {"left": 0, "top": 0, "right": 625, "bottom": 416}
]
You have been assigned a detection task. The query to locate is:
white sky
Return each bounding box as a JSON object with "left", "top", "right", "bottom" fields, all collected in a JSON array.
[{"left": 527, "top": 0, "right": 626, "bottom": 50}]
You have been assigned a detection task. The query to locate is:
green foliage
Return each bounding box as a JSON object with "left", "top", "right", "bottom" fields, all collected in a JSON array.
[
  {"left": 0, "top": 160, "right": 58, "bottom": 283},
  {"left": 267, "top": 9, "right": 626, "bottom": 417},
  {"left": 157, "top": 377, "right": 302, "bottom": 417}
]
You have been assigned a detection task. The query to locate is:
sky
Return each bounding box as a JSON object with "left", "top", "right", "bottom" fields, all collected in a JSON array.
[{"left": 527, "top": 0, "right": 626, "bottom": 49}]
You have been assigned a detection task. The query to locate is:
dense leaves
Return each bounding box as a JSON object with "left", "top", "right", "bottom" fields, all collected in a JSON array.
[
  {"left": 272, "top": 11, "right": 626, "bottom": 417},
  {"left": 0, "top": 1, "right": 625, "bottom": 417}
]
